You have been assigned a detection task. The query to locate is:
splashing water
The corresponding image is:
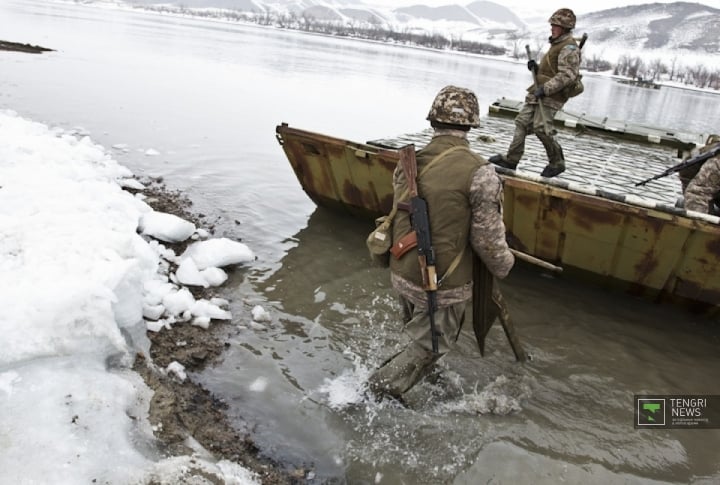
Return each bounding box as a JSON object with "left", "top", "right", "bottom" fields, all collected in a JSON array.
[
  {"left": 316, "top": 354, "right": 372, "bottom": 410},
  {"left": 438, "top": 374, "right": 535, "bottom": 415}
]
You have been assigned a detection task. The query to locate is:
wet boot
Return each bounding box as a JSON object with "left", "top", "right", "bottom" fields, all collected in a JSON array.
[{"left": 367, "top": 343, "right": 439, "bottom": 401}]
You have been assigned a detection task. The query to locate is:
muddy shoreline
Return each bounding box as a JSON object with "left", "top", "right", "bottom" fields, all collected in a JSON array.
[
  {"left": 5, "top": 39, "right": 305, "bottom": 483},
  {"left": 133, "top": 180, "right": 305, "bottom": 484}
]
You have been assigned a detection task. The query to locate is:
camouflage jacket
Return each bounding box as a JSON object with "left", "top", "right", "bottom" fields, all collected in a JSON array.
[
  {"left": 525, "top": 32, "right": 581, "bottom": 110},
  {"left": 390, "top": 132, "right": 514, "bottom": 308},
  {"left": 684, "top": 155, "right": 720, "bottom": 214}
]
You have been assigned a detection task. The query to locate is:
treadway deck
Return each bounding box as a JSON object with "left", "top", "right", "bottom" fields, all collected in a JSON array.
[{"left": 368, "top": 114, "right": 693, "bottom": 214}]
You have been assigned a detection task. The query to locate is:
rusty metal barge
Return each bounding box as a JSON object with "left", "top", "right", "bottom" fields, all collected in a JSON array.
[{"left": 275, "top": 100, "right": 720, "bottom": 311}]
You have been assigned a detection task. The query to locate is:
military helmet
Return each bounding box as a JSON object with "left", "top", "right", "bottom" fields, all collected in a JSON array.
[
  {"left": 706, "top": 134, "right": 720, "bottom": 145},
  {"left": 426, "top": 85, "right": 480, "bottom": 128},
  {"left": 548, "top": 8, "right": 576, "bottom": 29}
]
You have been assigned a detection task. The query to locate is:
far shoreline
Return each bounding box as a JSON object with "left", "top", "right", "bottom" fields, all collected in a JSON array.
[{"left": 0, "top": 39, "right": 53, "bottom": 54}]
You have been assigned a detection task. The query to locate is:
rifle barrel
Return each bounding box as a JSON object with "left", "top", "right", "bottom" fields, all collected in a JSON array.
[
  {"left": 578, "top": 32, "right": 588, "bottom": 50},
  {"left": 634, "top": 144, "right": 720, "bottom": 187}
]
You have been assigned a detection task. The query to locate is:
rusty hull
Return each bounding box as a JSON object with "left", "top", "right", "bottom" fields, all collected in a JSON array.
[
  {"left": 501, "top": 177, "right": 720, "bottom": 307},
  {"left": 276, "top": 123, "right": 396, "bottom": 219},
  {"left": 275, "top": 123, "right": 720, "bottom": 309}
]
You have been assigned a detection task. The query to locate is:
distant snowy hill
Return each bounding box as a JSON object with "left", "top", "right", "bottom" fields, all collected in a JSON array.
[
  {"left": 121, "top": 0, "right": 527, "bottom": 30},
  {"left": 393, "top": 1, "right": 526, "bottom": 30},
  {"left": 116, "top": 0, "right": 720, "bottom": 63},
  {"left": 579, "top": 2, "right": 720, "bottom": 52}
]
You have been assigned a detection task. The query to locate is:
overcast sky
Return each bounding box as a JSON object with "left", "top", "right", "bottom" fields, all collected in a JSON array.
[{"left": 378, "top": 0, "right": 720, "bottom": 16}]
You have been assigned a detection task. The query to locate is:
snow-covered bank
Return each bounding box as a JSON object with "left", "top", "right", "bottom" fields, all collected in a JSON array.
[{"left": 0, "top": 109, "right": 260, "bottom": 484}]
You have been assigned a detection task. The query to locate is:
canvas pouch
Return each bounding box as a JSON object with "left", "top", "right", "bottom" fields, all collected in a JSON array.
[
  {"left": 565, "top": 73, "right": 584, "bottom": 98},
  {"left": 367, "top": 214, "right": 394, "bottom": 267}
]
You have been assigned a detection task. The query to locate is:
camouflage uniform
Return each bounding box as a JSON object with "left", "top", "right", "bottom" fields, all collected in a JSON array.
[
  {"left": 679, "top": 135, "right": 720, "bottom": 192},
  {"left": 684, "top": 153, "right": 720, "bottom": 214},
  {"left": 368, "top": 86, "right": 514, "bottom": 400},
  {"left": 492, "top": 9, "right": 581, "bottom": 177}
]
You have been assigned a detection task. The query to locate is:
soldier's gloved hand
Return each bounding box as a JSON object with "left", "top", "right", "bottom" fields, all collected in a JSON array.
[
  {"left": 527, "top": 60, "right": 538, "bottom": 73},
  {"left": 534, "top": 86, "right": 545, "bottom": 98}
]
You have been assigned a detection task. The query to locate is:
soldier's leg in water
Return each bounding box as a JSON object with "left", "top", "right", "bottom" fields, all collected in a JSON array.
[{"left": 368, "top": 299, "right": 466, "bottom": 399}]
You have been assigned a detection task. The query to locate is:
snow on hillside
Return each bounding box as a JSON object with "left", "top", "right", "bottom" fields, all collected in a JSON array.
[{"left": 84, "top": 0, "right": 720, "bottom": 69}]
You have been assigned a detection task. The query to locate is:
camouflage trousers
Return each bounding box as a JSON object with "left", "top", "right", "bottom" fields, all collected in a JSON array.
[
  {"left": 367, "top": 296, "right": 467, "bottom": 400},
  {"left": 506, "top": 102, "right": 564, "bottom": 168}
]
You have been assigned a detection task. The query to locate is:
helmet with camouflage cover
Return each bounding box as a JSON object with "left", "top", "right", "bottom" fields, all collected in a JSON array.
[
  {"left": 426, "top": 85, "right": 480, "bottom": 128},
  {"left": 706, "top": 134, "right": 720, "bottom": 145},
  {"left": 548, "top": 8, "right": 576, "bottom": 30}
]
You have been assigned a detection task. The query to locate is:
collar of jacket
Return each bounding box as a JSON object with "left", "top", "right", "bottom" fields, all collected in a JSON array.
[
  {"left": 548, "top": 31, "right": 572, "bottom": 45},
  {"left": 431, "top": 128, "right": 468, "bottom": 139}
]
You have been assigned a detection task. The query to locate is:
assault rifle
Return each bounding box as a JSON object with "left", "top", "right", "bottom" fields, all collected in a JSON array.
[
  {"left": 397, "top": 144, "right": 441, "bottom": 353},
  {"left": 635, "top": 143, "right": 720, "bottom": 187}
]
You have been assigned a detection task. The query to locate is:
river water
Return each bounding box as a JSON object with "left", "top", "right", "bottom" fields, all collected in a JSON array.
[{"left": 2, "top": 2, "right": 720, "bottom": 484}]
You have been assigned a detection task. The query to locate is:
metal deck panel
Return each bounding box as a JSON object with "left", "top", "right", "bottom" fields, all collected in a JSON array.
[{"left": 368, "top": 115, "right": 689, "bottom": 210}]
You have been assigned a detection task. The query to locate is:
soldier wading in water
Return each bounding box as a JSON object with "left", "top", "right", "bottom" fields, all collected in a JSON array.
[{"left": 367, "top": 85, "right": 514, "bottom": 401}]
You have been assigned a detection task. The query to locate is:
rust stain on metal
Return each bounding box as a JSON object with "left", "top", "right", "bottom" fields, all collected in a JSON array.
[
  {"left": 643, "top": 217, "right": 665, "bottom": 235},
  {"left": 633, "top": 250, "right": 660, "bottom": 281},
  {"left": 342, "top": 179, "right": 370, "bottom": 210},
  {"left": 546, "top": 194, "right": 566, "bottom": 213},
  {"left": 379, "top": 193, "right": 394, "bottom": 215},
  {"left": 706, "top": 237, "right": 720, "bottom": 256},
  {"left": 569, "top": 202, "right": 623, "bottom": 232},
  {"left": 378, "top": 157, "right": 398, "bottom": 172},
  {"left": 283, "top": 140, "right": 334, "bottom": 204},
  {"left": 514, "top": 193, "right": 537, "bottom": 207},
  {"left": 540, "top": 196, "right": 566, "bottom": 232},
  {"left": 301, "top": 142, "right": 320, "bottom": 155}
]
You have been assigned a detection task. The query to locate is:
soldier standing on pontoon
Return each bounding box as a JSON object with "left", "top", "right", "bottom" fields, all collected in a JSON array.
[{"left": 489, "top": 8, "right": 581, "bottom": 178}]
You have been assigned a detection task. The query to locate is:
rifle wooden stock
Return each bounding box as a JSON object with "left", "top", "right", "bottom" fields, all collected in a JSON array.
[{"left": 398, "top": 145, "right": 418, "bottom": 197}]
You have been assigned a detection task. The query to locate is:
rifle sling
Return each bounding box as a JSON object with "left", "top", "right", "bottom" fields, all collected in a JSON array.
[{"left": 391, "top": 144, "right": 471, "bottom": 284}]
